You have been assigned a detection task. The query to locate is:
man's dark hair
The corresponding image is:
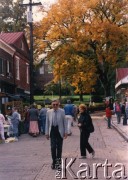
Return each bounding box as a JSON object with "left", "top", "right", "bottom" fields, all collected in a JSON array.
[{"left": 67, "top": 99, "right": 71, "bottom": 103}]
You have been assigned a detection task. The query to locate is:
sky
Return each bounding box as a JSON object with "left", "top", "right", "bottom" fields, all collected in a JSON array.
[
  {"left": 14, "top": 0, "right": 57, "bottom": 21},
  {"left": 24, "top": 0, "right": 57, "bottom": 21}
]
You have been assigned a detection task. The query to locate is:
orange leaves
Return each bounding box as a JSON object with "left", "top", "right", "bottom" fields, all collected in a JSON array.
[{"left": 34, "top": 0, "right": 128, "bottom": 94}]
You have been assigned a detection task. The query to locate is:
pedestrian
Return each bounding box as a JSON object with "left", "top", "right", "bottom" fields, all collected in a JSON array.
[
  {"left": 45, "top": 99, "right": 68, "bottom": 169},
  {"left": 10, "top": 107, "right": 20, "bottom": 140},
  {"left": 64, "top": 100, "right": 75, "bottom": 135},
  {"left": 39, "top": 103, "right": 47, "bottom": 135},
  {"left": 0, "top": 113, "right": 6, "bottom": 143},
  {"left": 124, "top": 102, "right": 128, "bottom": 125},
  {"left": 77, "top": 104, "right": 95, "bottom": 159},
  {"left": 105, "top": 104, "right": 112, "bottom": 128},
  {"left": 28, "top": 104, "right": 39, "bottom": 137},
  {"left": 23, "top": 106, "right": 30, "bottom": 134},
  {"left": 113, "top": 100, "right": 121, "bottom": 124}
]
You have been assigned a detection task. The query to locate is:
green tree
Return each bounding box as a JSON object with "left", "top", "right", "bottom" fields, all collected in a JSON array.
[{"left": 0, "top": 0, "right": 27, "bottom": 32}]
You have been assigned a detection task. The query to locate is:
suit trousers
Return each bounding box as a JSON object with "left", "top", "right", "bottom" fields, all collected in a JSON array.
[
  {"left": 80, "top": 129, "right": 93, "bottom": 156},
  {"left": 50, "top": 126, "right": 63, "bottom": 164}
]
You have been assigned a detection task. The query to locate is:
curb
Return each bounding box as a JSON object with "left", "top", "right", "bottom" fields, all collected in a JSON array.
[{"left": 104, "top": 117, "right": 128, "bottom": 142}]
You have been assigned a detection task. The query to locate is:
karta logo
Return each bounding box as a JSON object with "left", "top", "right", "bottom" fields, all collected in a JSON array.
[{"left": 55, "top": 158, "right": 127, "bottom": 179}]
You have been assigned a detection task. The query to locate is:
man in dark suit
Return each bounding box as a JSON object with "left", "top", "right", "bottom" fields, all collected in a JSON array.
[{"left": 45, "top": 100, "right": 68, "bottom": 169}]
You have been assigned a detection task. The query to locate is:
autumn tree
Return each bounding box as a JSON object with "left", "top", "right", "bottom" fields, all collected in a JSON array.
[
  {"left": 0, "top": 0, "right": 27, "bottom": 32},
  {"left": 34, "top": 0, "right": 128, "bottom": 98}
]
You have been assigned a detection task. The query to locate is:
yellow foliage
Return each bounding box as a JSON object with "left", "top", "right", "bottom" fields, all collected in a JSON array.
[{"left": 34, "top": 0, "right": 128, "bottom": 94}]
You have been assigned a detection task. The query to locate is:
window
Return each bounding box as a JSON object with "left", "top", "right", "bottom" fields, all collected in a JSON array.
[
  {"left": 16, "top": 57, "right": 20, "bottom": 80},
  {"left": 6, "top": 61, "right": 12, "bottom": 76},
  {"left": 26, "top": 64, "right": 29, "bottom": 84},
  {"left": 7, "top": 61, "right": 9, "bottom": 73},
  {"left": 0, "top": 58, "right": 4, "bottom": 75},
  {"left": 40, "top": 66, "right": 44, "bottom": 74},
  {"left": 48, "top": 64, "right": 52, "bottom": 74},
  {"left": 20, "top": 41, "right": 24, "bottom": 51}
]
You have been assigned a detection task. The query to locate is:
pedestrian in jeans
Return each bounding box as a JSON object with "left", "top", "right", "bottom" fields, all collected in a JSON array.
[
  {"left": 64, "top": 100, "right": 75, "bottom": 136},
  {"left": 10, "top": 107, "right": 20, "bottom": 140},
  {"left": 106, "top": 104, "right": 112, "bottom": 128},
  {"left": 114, "top": 100, "right": 121, "bottom": 124}
]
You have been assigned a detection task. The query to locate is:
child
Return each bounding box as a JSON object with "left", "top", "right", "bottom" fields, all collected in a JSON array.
[{"left": 106, "top": 105, "right": 112, "bottom": 129}]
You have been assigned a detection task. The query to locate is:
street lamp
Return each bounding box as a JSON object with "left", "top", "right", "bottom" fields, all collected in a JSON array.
[{"left": 20, "top": 0, "right": 42, "bottom": 104}]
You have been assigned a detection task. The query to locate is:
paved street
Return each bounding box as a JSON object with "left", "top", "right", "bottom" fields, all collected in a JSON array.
[
  {"left": 111, "top": 115, "right": 128, "bottom": 142},
  {"left": 0, "top": 114, "right": 128, "bottom": 180}
]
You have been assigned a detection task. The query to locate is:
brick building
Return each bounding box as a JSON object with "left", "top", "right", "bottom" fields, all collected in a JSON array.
[
  {"left": 0, "top": 32, "right": 30, "bottom": 112},
  {"left": 34, "top": 59, "right": 53, "bottom": 94}
]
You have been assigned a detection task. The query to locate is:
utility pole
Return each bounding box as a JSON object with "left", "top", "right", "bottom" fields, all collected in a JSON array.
[{"left": 20, "top": 0, "right": 42, "bottom": 104}]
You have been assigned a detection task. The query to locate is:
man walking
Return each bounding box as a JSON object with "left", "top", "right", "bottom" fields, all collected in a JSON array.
[
  {"left": 64, "top": 100, "right": 75, "bottom": 135},
  {"left": 45, "top": 100, "right": 67, "bottom": 169}
]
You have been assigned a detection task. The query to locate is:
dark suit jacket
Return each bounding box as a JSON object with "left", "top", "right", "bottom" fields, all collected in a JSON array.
[{"left": 78, "top": 111, "right": 94, "bottom": 133}]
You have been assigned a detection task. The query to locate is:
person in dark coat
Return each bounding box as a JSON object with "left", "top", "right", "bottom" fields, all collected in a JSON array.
[
  {"left": 24, "top": 106, "right": 30, "bottom": 133},
  {"left": 39, "top": 103, "right": 47, "bottom": 135},
  {"left": 78, "top": 104, "right": 95, "bottom": 159},
  {"left": 28, "top": 104, "right": 39, "bottom": 137}
]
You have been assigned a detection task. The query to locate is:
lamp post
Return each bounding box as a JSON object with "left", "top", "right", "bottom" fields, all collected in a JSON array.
[{"left": 20, "top": 0, "right": 42, "bottom": 104}]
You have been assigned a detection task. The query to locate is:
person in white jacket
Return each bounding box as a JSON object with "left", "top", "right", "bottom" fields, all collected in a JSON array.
[
  {"left": 45, "top": 100, "right": 68, "bottom": 169},
  {"left": 0, "top": 113, "right": 6, "bottom": 142}
]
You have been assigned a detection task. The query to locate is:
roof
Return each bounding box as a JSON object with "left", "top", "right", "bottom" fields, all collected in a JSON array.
[
  {"left": 0, "top": 32, "right": 24, "bottom": 44},
  {"left": 116, "top": 68, "right": 128, "bottom": 83}
]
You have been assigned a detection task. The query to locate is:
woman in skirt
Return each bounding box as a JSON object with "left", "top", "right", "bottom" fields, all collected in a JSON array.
[{"left": 28, "top": 104, "right": 39, "bottom": 137}]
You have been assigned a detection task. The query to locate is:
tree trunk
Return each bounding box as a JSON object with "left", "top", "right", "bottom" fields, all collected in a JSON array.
[
  {"left": 79, "top": 93, "right": 83, "bottom": 101},
  {"left": 99, "top": 78, "right": 112, "bottom": 97}
]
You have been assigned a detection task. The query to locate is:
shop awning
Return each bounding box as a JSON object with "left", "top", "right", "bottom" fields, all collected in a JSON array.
[{"left": 115, "top": 75, "right": 128, "bottom": 89}]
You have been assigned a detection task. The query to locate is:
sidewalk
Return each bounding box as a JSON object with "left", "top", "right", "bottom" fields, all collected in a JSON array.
[
  {"left": 93, "top": 111, "right": 128, "bottom": 142},
  {"left": 0, "top": 116, "right": 127, "bottom": 180},
  {"left": 111, "top": 115, "right": 128, "bottom": 142},
  {"left": 103, "top": 113, "right": 128, "bottom": 142}
]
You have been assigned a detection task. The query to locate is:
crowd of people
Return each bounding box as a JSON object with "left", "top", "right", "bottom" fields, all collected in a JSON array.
[
  {"left": 0, "top": 98, "right": 128, "bottom": 170},
  {"left": 105, "top": 99, "right": 128, "bottom": 129},
  {"left": 0, "top": 99, "right": 95, "bottom": 170},
  {"left": 0, "top": 100, "right": 77, "bottom": 142}
]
